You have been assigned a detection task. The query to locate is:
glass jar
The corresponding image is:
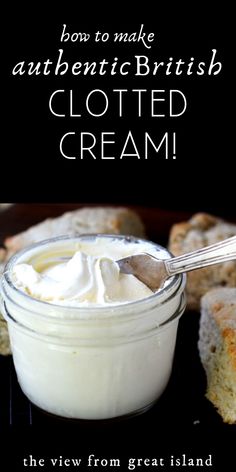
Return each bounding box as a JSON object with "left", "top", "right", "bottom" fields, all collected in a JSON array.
[{"left": 1, "top": 235, "right": 186, "bottom": 421}]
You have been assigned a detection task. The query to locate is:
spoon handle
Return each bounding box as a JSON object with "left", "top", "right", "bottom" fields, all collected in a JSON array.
[{"left": 166, "top": 236, "right": 236, "bottom": 276}]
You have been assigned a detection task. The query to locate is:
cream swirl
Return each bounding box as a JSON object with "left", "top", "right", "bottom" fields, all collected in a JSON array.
[{"left": 12, "top": 250, "right": 153, "bottom": 305}]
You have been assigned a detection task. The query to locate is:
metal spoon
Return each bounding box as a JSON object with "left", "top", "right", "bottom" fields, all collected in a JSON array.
[{"left": 117, "top": 236, "right": 236, "bottom": 291}]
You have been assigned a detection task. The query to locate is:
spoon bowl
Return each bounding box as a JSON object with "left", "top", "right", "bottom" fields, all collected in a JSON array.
[{"left": 117, "top": 236, "right": 236, "bottom": 291}]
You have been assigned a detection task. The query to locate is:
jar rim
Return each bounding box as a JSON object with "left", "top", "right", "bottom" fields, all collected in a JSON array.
[
  {"left": 2, "top": 234, "right": 184, "bottom": 316},
  {"left": 1, "top": 291, "right": 186, "bottom": 345}
]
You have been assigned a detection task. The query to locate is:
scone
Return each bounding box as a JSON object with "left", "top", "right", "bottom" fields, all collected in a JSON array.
[
  {"left": 0, "top": 316, "right": 11, "bottom": 356},
  {"left": 198, "top": 288, "right": 236, "bottom": 424},
  {"left": 0, "top": 203, "right": 13, "bottom": 211},
  {"left": 0, "top": 248, "right": 6, "bottom": 273},
  {"left": 4, "top": 206, "right": 145, "bottom": 256},
  {"left": 0, "top": 249, "right": 10, "bottom": 355},
  {"left": 169, "top": 213, "right": 236, "bottom": 310}
]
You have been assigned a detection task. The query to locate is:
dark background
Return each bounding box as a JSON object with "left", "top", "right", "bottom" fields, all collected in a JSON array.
[{"left": 1, "top": 3, "right": 235, "bottom": 470}]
